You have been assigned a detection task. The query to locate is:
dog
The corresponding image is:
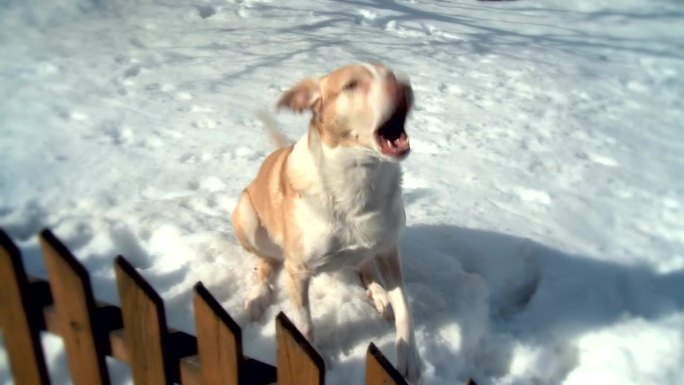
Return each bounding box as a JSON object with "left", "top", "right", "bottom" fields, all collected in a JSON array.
[{"left": 231, "top": 62, "right": 421, "bottom": 382}]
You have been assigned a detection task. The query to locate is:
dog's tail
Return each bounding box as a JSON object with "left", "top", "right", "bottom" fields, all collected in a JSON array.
[{"left": 256, "top": 108, "right": 290, "bottom": 149}]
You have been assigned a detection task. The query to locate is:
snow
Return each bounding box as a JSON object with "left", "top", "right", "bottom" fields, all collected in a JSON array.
[{"left": 1, "top": 0, "right": 683, "bottom": 384}]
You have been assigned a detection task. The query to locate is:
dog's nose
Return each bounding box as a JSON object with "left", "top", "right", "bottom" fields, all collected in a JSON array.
[
  {"left": 385, "top": 73, "right": 412, "bottom": 108},
  {"left": 385, "top": 73, "right": 400, "bottom": 101},
  {"left": 401, "top": 82, "right": 413, "bottom": 107}
]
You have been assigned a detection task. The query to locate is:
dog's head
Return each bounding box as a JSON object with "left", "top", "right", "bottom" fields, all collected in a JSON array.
[{"left": 277, "top": 62, "right": 413, "bottom": 161}]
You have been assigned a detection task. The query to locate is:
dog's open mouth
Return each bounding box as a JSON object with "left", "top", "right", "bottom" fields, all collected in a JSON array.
[{"left": 374, "top": 104, "right": 410, "bottom": 159}]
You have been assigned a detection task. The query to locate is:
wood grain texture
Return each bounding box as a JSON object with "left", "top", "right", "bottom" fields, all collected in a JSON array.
[
  {"left": 194, "top": 282, "right": 242, "bottom": 385},
  {"left": 0, "top": 229, "right": 283, "bottom": 385},
  {"left": 41, "top": 291, "right": 275, "bottom": 385},
  {"left": 41, "top": 229, "right": 111, "bottom": 385},
  {"left": 275, "top": 312, "right": 324, "bottom": 385},
  {"left": 0, "top": 229, "right": 50, "bottom": 385},
  {"left": 115, "top": 255, "right": 172, "bottom": 385}
]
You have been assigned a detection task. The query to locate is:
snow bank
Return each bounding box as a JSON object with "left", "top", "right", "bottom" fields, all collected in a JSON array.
[{"left": 1, "top": 0, "right": 683, "bottom": 384}]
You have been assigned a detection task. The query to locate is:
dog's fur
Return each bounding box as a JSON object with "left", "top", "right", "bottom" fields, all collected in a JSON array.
[{"left": 232, "top": 62, "right": 421, "bottom": 382}]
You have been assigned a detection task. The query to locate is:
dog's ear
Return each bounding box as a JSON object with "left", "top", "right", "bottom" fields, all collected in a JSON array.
[{"left": 277, "top": 78, "right": 321, "bottom": 113}]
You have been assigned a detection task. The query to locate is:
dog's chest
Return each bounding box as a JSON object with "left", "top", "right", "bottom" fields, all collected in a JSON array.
[
  {"left": 297, "top": 198, "right": 404, "bottom": 272},
  {"left": 294, "top": 165, "right": 404, "bottom": 272}
]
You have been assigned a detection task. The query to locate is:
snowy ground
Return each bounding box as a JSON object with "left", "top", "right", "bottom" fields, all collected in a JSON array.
[{"left": 1, "top": 0, "right": 683, "bottom": 384}]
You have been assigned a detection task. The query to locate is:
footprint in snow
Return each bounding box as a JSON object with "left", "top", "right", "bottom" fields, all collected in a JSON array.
[
  {"left": 1, "top": 202, "right": 48, "bottom": 241},
  {"left": 123, "top": 65, "right": 141, "bottom": 78},
  {"left": 102, "top": 122, "right": 134, "bottom": 145},
  {"left": 109, "top": 222, "right": 152, "bottom": 269},
  {"left": 179, "top": 153, "right": 199, "bottom": 165},
  {"left": 196, "top": 5, "right": 216, "bottom": 19}
]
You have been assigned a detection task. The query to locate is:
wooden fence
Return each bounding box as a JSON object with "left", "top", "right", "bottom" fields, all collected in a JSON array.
[{"left": 0, "top": 227, "right": 476, "bottom": 385}]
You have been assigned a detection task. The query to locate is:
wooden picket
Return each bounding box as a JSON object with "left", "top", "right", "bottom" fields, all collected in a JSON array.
[
  {"left": 193, "top": 282, "right": 243, "bottom": 385},
  {"left": 115, "top": 255, "right": 177, "bottom": 384},
  {"left": 41, "top": 229, "right": 114, "bottom": 385},
  {"left": 366, "top": 343, "right": 408, "bottom": 385},
  {"left": 0, "top": 229, "right": 50, "bottom": 385},
  {"left": 0, "top": 227, "right": 477, "bottom": 385},
  {"left": 276, "top": 311, "right": 325, "bottom": 385}
]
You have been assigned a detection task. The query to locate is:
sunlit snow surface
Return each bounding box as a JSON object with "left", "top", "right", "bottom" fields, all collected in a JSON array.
[{"left": 1, "top": 1, "right": 683, "bottom": 384}]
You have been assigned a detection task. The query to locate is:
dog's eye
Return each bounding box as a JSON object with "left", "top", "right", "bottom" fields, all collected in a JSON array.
[{"left": 344, "top": 80, "right": 359, "bottom": 91}]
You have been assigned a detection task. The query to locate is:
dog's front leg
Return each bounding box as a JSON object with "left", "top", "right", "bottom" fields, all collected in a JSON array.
[
  {"left": 375, "top": 246, "right": 422, "bottom": 383},
  {"left": 284, "top": 260, "right": 314, "bottom": 341}
]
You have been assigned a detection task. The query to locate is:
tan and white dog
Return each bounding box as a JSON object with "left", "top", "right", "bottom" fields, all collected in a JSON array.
[{"left": 232, "top": 62, "right": 421, "bottom": 382}]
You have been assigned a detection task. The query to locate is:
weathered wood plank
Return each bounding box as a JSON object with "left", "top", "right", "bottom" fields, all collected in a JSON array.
[
  {"left": 0, "top": 229, "right": 51, "bottom": 385},
  {"left": 275, "top": 312, "right": 325, "bottom": 385},
  {"left": 193, "top": 282, "right": 243, "bottom": 385},
  {"left": 41, "top": 295, "right": 274, "bottom": 385},
  {"left": 0, "top": 230, "right": 277, "bottom": 385},
  {"left": 365, "top": 343, "right": 407, "bottom": 385},
  {"left": 40, "top": 229, "right": 112, "bottom": 385},
  {"left": 115, "top": 255, "right": 172, "bottom": 385}
]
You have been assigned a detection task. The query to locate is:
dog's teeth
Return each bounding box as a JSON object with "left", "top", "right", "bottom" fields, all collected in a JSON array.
[{"left": 386, "top": 139, "right": 393, "bottom": 148}]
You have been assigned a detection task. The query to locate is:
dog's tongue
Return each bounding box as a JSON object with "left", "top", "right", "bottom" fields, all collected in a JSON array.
[{"left": 381, "top": 134, "right": 410, "bottom": 156}]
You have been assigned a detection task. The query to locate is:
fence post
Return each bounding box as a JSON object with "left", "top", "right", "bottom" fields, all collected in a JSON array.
[
  {"left": 365, "top": 343, "right": 407, "bottom": 385},
  {"left": 40, "top": 229, "right": 113, "bottom": 385},
  {"left": 193, "top": 282, "right": 243, "bottom": 385},
  {"left": 0, "top": 229, "right": 51, "bottom": 385},
  {"left": 275, "top": 311, "right": 325, "bottom": 385},
  {"left": 115, "top": 255, "right": 173, "bottom": 385}
]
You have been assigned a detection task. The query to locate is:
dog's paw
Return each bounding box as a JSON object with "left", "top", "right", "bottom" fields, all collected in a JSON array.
[
  {"left": 244, "top": 284, "right": 273, "bottom": 321},
  {"left": 396, "top": 339, "right": 422, "bottom": 384},
  {"left": 366, "top": 282, "right": 394, "bottom": 320}
]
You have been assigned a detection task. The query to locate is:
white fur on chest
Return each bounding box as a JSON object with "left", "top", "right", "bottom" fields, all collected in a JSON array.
[{"left": 288, "top": 135, "right": 405, "bottom": 272}]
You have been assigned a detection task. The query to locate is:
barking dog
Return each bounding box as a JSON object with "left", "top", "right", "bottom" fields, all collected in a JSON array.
[{"left": 232, "top": 62, "right": 421, "bottom": 382}]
